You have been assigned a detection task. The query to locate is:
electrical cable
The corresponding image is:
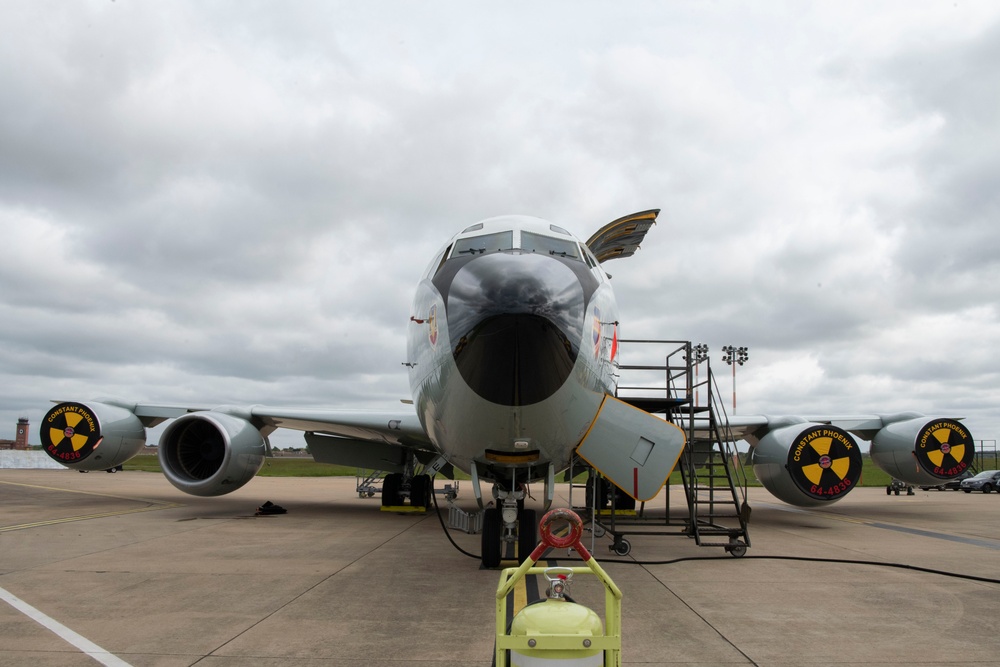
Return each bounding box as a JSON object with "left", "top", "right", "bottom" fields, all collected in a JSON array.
[
  {"left": 430, "top": 481, "right": 1000, "bottom": 585},
  {"left": 431, "top": 475, "right": 482, "bottom": 560},
  {"left": 522, "top": 552, "right": 1000, "bottom": 584}
]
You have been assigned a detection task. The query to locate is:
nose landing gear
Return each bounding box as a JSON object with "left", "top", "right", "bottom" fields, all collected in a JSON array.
[{"left": 481, "top": 485, "right": 537, "bottom": 568}]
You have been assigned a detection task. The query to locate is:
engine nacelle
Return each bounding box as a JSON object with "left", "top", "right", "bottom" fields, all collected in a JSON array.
[
  {"left": 751, "top": 421, "right": 863, "bottom": 507},
  {"left": 40, "top": 401, "right": 146, "bottom": 471},
  {"left": 159, "top": 412, "right": 266, "bottom": 497},
  {"left": 870, "top": 415, "right": 974, "bottom": 485}
]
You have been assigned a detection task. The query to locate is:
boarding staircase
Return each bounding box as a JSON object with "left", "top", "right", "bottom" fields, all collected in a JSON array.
[{"left": 590, "top": 339, "right": 751, "bottom": 556}]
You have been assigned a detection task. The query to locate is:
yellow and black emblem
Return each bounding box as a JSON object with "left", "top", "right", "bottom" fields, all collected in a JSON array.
[
  {"left": 787, "top": 425, "right": 862, "bottom": 501},
  {"left": 914, "top": 419, "right": 974, "bottom": 478},
  {"left": 40, "top": 402, "right": 102, "bottom": 463}
]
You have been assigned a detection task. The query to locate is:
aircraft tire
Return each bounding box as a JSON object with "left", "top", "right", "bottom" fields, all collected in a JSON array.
[
  {"left": 382, "top": 473, "right": 402, "bottom": 506},
  {"left": 482, "top": 508, "right": 502, "bottom": 569},
  {"left": 585, "top": 477, "right": 609, "bottom": 510},
  {"left": 517, "top": 508, "right": 537, "bottom": 564},
  {"left": 411, "top": 474, "right": 431, "bottom": 507}
]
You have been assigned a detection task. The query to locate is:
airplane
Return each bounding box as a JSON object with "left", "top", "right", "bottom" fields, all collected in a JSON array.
[{"left": 38, "top": 210, "right": 975, "bottom": 568}]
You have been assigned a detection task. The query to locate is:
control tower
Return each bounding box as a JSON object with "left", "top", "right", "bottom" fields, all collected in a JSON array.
[{"left": 14, "top": 417, "right": 29, "bottom": 450}]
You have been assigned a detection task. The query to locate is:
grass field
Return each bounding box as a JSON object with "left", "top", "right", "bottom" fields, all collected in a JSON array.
[{"left": 123, "top": 453, "right": 902, "bottom": 487}]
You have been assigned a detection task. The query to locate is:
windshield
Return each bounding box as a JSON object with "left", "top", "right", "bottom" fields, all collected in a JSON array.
[
  {"left": 521, "top": 231, "right": 581, "bottom": 260},
  {"left": 452, "top": 231, "right": 514, "bottom": 256},
  {"left": 971, "top": 470, "right": 999, "bottom": 479}
]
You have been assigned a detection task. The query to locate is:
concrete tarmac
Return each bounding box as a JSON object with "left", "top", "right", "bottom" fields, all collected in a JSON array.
[{"left": 2, "top": 469, "right": 1000, "bottom": 666}]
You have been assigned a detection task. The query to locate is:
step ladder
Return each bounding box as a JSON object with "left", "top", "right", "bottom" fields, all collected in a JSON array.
[{"left": 591, "top": 339, "right": 751, "bottom": 556}]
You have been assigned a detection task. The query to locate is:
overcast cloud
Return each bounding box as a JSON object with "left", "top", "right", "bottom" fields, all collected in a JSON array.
[{"left": 1, "top": 1, "right": 998, "bottom": 451}]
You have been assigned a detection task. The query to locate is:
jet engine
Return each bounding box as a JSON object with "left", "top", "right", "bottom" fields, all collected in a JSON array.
[
  {"left": 870, "top": 415, "right": 974, "bottom": 486},
  {"left": 750, "top": 421, "right": 863, "bottom": 507},
  {"left": 40, "top": 401, "right": 146, "bottom": 471},
  {"left": 159, "top": 412, "right": 266, "bottom": 497}
]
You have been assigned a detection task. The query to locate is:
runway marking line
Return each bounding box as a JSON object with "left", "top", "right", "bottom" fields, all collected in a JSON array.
[
  {"left": 0, "top": 585, "right": 134, "bottom": 667},
  {"left": 0, "top": 479, "right": 183, "bottom": 533}
]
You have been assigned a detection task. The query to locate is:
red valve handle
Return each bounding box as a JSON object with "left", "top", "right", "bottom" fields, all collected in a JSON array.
[{"left": 529, "top": 508, "right": 592, "bottom": 562}]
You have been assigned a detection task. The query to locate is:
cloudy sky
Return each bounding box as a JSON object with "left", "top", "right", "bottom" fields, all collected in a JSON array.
[{"left": 2, "top": 1, "right": 998, "bottom": 452}]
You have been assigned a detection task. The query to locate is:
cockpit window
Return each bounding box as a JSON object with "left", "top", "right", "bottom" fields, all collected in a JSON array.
[
  {"left": 521, "top": 231, "right": 581, "bottom": 260},
  {"left": 452, "top": 231, "right": 514, "bottom": 256}
]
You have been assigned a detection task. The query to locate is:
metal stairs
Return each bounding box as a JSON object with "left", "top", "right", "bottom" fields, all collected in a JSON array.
[{"left": 593, "top": 339, "right": 751, "bottom": 556}]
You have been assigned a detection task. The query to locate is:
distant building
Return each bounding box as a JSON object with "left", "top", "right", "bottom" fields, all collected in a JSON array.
[{"left": 0, "top": 418, "right": 31, "bottom": 450}]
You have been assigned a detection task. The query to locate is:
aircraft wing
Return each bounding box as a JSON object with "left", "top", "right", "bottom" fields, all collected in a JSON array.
[
  {"left": 108, "top": 401, "right": 433, "bottom": 449},
  {"left": 40, "top": 399, "right": 437, "bottom": 489},
  {"left": 586, "top": 209, "right": 659, "bottom": 262},
  {"left": 699, "top": 413, "right": 936, "bottom": 444},
  {"left": 250, "top": 405, "right": 430, "bottom": 447}
]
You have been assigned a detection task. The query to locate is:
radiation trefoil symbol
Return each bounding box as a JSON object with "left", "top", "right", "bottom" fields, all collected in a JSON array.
[
  {"left": 918, "top": 421, "right": 973, "bottom": 478},
  {"left": 42, "top": 403, "right": 101, "bottom": 463},
  {"left": 791, "top": 427, "right": 862, "bottom": 500}
]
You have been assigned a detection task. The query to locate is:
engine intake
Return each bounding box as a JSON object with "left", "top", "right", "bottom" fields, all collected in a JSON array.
[
  {"left": 751, "top": 421, "right": 863, "bottom": 507},
  {"left": 159, "top": 412, "right": 266, "bottom": 497},
  {"left": 870, "top": 415, "right": 974, "bottom": 485},
  {"left": 40, "top": 401, "right": 146, "bottom": 471}
]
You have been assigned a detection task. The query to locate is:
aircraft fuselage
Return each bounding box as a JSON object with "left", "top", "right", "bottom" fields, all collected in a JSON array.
[{"left": 406, "top": 216, "right": 619, "bottom": 482}]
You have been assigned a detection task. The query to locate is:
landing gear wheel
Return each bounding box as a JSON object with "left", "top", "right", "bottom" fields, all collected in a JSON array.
[
  {"left": 586, "top": 477, "right": 610, "bottom": 510},
  {"left": 481, "top": 508, "right": 502, "bottom": 569},
  {"left": 517, "top": 508, "right": 537, "bottom": 564},
  {"left": 381, "top": 473, "right": 403, "bottom": 507},
  {"left": 611, "top": 538, "right": 631, "bottom": 557},
  {"left": 410, "top": 474, "right": 432, "bottom": 508}
]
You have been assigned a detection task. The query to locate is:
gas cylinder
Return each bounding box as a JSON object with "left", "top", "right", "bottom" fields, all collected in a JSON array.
[{"left": 508, "top": 568, "right": 604, "bottom": 666}]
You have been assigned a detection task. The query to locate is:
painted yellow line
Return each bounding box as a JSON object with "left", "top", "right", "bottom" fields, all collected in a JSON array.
[
  {"left": 1, "top": 503, "right": 184, "bottom": 533},
  {"left": 0, "top": 478, "right": 176, "bottom": 505},
  {"left": 0, "top": 479, "right": 183, "bottom": 532},
  {"left": 758, "top": 501, "right": 885, "bottom": 526}
]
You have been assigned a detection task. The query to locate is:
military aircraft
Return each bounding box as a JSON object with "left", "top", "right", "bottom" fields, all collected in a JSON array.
[{"left": 39, "top": 210, "right": 975, "bottom": 568}]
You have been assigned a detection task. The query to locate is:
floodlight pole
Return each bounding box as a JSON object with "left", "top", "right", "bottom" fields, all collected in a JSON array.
[
  {"left": 691, "top": 343, "right": 708, "bottom": 407},
  {"left": 721, "top": 345, "right": 749, "bottom": 411}
]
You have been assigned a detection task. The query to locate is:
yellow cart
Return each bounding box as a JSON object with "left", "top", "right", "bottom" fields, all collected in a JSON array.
[{"left": 495, "top": 508, "right": 623, "bottom": 666}]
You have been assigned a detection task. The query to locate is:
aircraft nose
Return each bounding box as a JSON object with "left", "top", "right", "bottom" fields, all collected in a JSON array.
[{"left": 442, "top": 253, "right": 590, "bottom": 406}]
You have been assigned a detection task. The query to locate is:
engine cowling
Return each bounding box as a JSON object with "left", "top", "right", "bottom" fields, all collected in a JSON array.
[
  {"left": 870, "top": 415, "right": 974, "bottom": 485},
  {"left": 40, "top": 401, "right": 146, "bottom": 471},
  {"left": 159, "top": 412, "right": 266, "bottom": 497},
  {"left": 751, "top": 421, "right": 863, "bottom": 507}
]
